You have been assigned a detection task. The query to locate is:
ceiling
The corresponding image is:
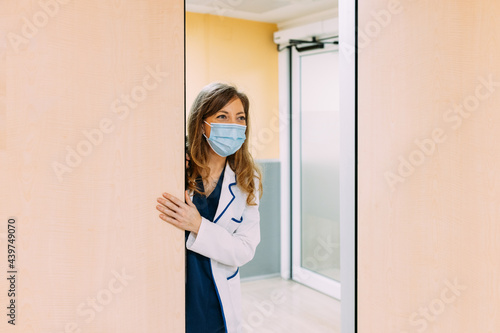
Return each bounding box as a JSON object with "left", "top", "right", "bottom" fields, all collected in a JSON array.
[{"left": 186, "top": 0, "right": 338, "bottom": 27}]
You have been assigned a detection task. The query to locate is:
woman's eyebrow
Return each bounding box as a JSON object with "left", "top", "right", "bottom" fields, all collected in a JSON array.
[{"left": 218, "top": 110, "right": 245, "bottom": 115}]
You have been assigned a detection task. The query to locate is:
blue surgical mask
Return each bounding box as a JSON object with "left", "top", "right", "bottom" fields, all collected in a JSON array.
[{"left": 203, "top": 120, "right": 247, "bottom": 157}]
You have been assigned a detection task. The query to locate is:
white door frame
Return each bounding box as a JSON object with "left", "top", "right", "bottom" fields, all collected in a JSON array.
[
  {"left": 276, "top": 16, "right": 340, "bottom": 282},
  {"left": 339, "top": 0, "right": 356, "bottom": 331},
  {"left": 290, "top": 44, "right": 341, "bottom": 300},
  {"left": 276, "top": 3, "right": 356, "bottom": 330}
]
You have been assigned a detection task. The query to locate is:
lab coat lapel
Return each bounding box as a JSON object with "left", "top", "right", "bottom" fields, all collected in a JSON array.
[{"left": 212, "top": 160, "right": 237, "bottom": 226}]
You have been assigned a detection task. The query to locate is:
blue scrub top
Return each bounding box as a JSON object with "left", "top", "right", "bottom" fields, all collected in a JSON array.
[{"left": 185, "top": 167, "right": 226, "bottom": 333}]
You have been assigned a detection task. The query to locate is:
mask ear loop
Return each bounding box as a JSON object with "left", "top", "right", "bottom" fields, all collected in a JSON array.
[{"left": 202, "top": 120, "right": 211, "bottom": 138}]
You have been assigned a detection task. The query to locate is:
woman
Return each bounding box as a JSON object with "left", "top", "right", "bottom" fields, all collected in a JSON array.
[{"left": 156, "top": 82, "right": 263, "bottom": 333}]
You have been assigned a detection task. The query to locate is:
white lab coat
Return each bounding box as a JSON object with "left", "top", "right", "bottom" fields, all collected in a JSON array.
[{"left": 186, "top": 160, "right": 261, "bottom": 333}]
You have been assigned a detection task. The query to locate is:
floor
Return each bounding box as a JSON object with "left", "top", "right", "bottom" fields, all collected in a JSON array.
[{"left": 240, "top": 276, "right": 340, "bottom": 333}]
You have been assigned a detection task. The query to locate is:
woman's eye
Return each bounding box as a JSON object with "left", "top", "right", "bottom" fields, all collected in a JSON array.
[
  {"left": 239, "top": 117, "right": 246, "bottom": 121},
  {"left": 217, "top": 115, "right": 226, "bottom": 119}
]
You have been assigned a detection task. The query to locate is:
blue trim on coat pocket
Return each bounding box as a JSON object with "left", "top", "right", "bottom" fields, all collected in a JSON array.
[
  {"left": 231, "top": 215, "right": 243, "bottom": 223},
  {"left": 227, "top": 267, "right": 239, "bottom": 280}
]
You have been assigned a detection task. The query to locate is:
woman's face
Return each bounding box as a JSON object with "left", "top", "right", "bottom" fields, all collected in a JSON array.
[{"left": 203, "top": 97, "right": 247, "bottom": 138}]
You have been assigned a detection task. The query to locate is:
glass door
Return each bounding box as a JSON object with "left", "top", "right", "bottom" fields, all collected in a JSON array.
[{"left": 291, "top": 43, "right": 341, "bottom": 299}]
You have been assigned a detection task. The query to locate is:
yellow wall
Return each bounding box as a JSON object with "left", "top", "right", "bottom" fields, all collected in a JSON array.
[{"left": 186, "top": 12, "right": 279, "bottom": 160}]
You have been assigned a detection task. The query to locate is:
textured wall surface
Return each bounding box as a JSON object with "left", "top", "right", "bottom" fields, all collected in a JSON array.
[
  {"left": 0, "top": 1, "right": 184, "bottom": 332},
  {"left": 359, "top": 1, "right": 500, "bottom": 332}
]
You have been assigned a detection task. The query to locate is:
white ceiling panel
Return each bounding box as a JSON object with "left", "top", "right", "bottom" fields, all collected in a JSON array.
[{"left": 186, "top": 0, "right": 338, "bottom": 25}]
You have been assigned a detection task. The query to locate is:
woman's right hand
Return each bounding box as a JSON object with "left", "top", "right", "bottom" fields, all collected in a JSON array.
[{"left": 186, "top": 153, "right": 190, "bottom": 169}]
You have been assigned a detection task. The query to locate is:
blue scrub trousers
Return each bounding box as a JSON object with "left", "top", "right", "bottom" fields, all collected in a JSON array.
[{"left": 185, "top": 168, "right": 226, "bottom": 333}]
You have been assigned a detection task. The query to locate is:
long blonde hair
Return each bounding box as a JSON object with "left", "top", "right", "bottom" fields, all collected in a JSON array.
[{"left": 186, "top": 82, "right": 263, "bottom": 206}]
